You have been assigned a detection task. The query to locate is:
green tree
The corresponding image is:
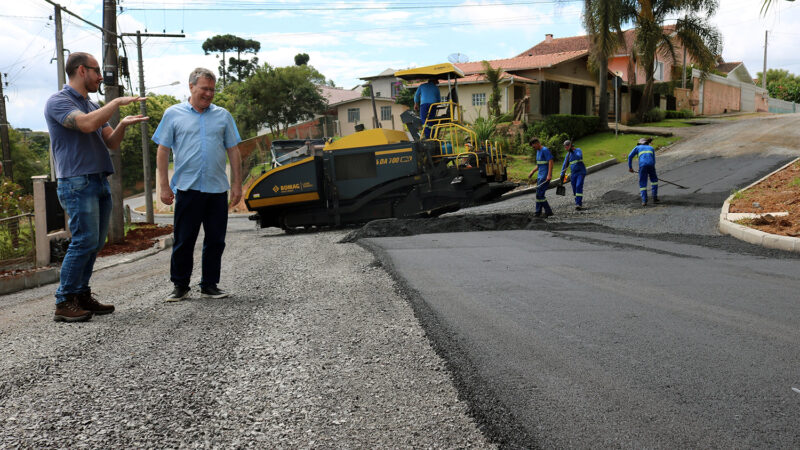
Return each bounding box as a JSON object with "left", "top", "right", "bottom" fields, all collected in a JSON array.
[
  {"left": 756, "top": 69, "right": 800, "bottom": 103},
  {"left": 236, "top": 63, "right": 328, "bottom": 136},
  {"left": 294, "top": 53, "right": 310, "bottom": 66},
  {"left": 482, "top": 61, "right": 504, "bottom": 118},
  {"left": 395, "top": 87, "right": 415, "bottom": 108},
  {"left": 7, "top": 128, "right": 49, "bottom": 194},
  {"left": 627, "top": 0, "right": 722, "bottom": 121},
  {"left": 202, "top": 34, "right": 261, "bottom": 86},
  {"left": 583, "top": 0, "right": 625, "bottom": 130},
  {"left": 118, "top": 94, "right": 180, "bottom": 194}
]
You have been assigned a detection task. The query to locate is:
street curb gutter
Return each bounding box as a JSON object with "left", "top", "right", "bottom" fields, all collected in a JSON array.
[
  {"left": 0, "top": 235, "right": 174, "bottom": 296},
  {"left": 718, "top": 157, "right": 800, "bottom": 253},
  {"left": 500, "top": 158, "right": 619, "bottom": 201},
  {"left": 0, "top": 268, "right": 60, "bottom": 296}
]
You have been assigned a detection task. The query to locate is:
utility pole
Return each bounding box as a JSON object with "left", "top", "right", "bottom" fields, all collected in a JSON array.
[
  {"left": 0, "top": 74, "right": 11, "bottom": 180},
  {"left": 103, "top": 0, "right": 123, "bottom": 244},
  {"left": 51, "top": 4, "right": 65, "bottom": 181},
  {"left": 762, "top": 30, "right": 768, "bottom": 90},
  {"left": 123, "top": 31, "right": 184, "bottom": 223}
]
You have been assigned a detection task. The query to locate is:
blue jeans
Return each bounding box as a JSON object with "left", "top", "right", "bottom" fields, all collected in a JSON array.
[
  {"left": 55, "top": 174, "right": 112, "bottom": 304},
  {"left": 170, "top": 189, "right": 228, "bottom": 289}
]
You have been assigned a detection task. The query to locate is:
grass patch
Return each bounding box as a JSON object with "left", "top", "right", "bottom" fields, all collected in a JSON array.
[
  {"left": 731, "top": 189, "right": 748, "bottom": 201},
  {"left": 790, "top": 177, "right": 800, "bottom": 188},
  {"left": 640, "top": 119, "right": 694, "bottom": 128},
  {"left": 506, "top": 132, "right": 680, "bottom": 182}
]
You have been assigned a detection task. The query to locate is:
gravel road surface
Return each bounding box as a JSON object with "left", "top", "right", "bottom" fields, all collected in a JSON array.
[{"left": 0, "top": 222, "right": 492, "bottom": 448}]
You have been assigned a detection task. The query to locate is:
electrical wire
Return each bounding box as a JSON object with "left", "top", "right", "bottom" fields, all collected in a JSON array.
[{"left": 123, "top": 0, "right": 582, "bottom": 12}]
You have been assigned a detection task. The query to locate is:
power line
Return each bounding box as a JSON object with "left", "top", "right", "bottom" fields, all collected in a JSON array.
[{"left": 123, "top": 0, "right": 581, "bottom": 12}]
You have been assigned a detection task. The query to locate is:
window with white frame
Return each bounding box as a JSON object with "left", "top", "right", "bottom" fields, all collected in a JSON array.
[
  {"left": 654, "top": 61, "right": 664, "bottom": 81},
  {"left": 380, "top": 105, "right": 392, "bottom": 121},
  {"left": 347, "top": 108, "right": 360, "bottom": 123},
  {"left": 472, "top": 93, "right": 487, "bottom": 106}
]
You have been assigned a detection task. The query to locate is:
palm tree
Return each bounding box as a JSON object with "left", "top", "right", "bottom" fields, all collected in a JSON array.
[
  {"left": 627, "top": 0, "right": 722, "bottom": 120},
  {"left": 583, "top": 0, "right": 625, "bottom": 130}
]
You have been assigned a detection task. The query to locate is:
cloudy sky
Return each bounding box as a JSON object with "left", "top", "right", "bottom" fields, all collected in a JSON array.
[{"left": 2, "top": 0, "right": 798, "bottom": 131}]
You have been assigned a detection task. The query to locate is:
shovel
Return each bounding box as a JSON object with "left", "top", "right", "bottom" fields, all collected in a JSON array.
[
  {"left": 556, "top": 174, "right": 567, "bottom": 196},
  {"left": 633, "top": 170, "right": 688, "bottom": 189}
]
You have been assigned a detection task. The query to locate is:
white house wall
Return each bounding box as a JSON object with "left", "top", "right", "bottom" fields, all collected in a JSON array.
[{"left": 336, "top": 98, "right": 409, "bottom": 136}]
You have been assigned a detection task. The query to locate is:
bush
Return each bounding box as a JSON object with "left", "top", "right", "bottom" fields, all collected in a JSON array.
[
  {"left": 544, "top": 133, "right": 568, "bottom": 161},
  {"left": 537, "top": 114, "right": 600, "bottom": 141},
  {"left": 471, "top": 116, "right": 498, "bottom": 145},
  {"left": 0, "top": 181, "right": 34, "bottom": 218},
  {"left": 665, "top": 109, "right": 694, "bottom": 119},
  {"left": 642, "top": 108, "right": 666, "bottom": 123}
]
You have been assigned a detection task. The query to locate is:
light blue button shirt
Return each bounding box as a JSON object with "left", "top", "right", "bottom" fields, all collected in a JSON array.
[{"left": 152, "top": 102, "right": 241, "bottom": 193}]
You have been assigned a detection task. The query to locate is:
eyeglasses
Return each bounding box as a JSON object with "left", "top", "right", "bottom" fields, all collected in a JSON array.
[{"left": 83, "top": 65, "right": 102, "bottom": 76}]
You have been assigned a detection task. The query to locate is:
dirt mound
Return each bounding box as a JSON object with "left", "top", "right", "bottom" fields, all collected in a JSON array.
[{"left": 98, "top": 223, "right": 174, "bottom": 257}]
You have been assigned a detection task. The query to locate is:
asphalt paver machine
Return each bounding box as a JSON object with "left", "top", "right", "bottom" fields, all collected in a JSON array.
[{"left": 245, "top": 63, "right": 515, "bottom": 231}]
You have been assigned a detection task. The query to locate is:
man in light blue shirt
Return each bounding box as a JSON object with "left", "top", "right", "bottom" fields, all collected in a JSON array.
[
  {"left": 413, "top": 78, "right": 441, "bottom": 138},
  {"left": 153, "top": 67, "right": 242, "bottom": 301}
]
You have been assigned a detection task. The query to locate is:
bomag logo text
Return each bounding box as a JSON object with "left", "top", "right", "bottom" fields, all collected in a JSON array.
[
  {"left": 376, "top": 155, "right": 413, "bottom": 165},
  {"left": 278, "top": 183, "right": 301, "bottom": 192}
]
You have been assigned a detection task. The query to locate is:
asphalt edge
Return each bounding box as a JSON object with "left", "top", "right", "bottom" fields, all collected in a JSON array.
[{"left": 718, "top": 157, "right": 800, "bottom": 253}]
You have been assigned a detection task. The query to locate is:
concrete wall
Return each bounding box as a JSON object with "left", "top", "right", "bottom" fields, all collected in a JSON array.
[
  {"left": 336, "top": 98, "right": 408, "bottom": 136},
  {"left": 756, "top": 92, "right": 769, "bottom": 112},
  {"left": 674, "top": 87, "right": 692, "bottom": 111},
  {"left": 740, "top": 83, "right": 756, "bottom": 113},
  {"left": 455, "top": 83, "right": 519, "bottom": 123},
  {"left": 691, "top": 69, "right": 768, "bottom": 115}
]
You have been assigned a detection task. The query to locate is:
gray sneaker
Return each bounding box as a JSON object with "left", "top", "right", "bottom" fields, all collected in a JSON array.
[
  {"left": 166, "top": 285, "right": 190, "bottom": 302},
  {"left": 200, "top": 285, "right": 229, "bottom": 299}
]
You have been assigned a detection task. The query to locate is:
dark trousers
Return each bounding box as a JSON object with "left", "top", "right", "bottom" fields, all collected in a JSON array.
[
  {"left": 171, "top": 189, "right": 228, "bottom": 288},
  {"left": 535, "top": 179, "right": 553, "bottom": 214},
  {"left": 420, "top": 103, "right": 433, "bottom": 138}
]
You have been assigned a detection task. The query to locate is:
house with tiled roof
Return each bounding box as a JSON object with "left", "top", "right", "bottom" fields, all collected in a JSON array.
[
  {"left": 714, "top": 61, "right": 756, "bottom": 85},
  {"left": 396, "top": 45, "right": 601, "bottom": 123},
  {"left": 283, "top": 84, "right": 410, "bottom": 139}
]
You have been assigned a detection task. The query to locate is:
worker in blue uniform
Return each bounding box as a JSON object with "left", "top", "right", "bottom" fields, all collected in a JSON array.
[
  {"left": 413, "top": 78, "right": 441, "bottom": 139},
  {"left": 559, "top": 140, "right": 587, "bottom": 210},
  {"left": 527, "top": 137, "right": 554, "bottom": 217},
  {"left": 628, "top": 137, "right": 659, "bottom": 206}
]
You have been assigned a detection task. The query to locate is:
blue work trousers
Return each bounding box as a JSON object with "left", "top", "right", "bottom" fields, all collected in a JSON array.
[
  {"left": 570, "top": 172, "right": 585, "bottom": 206},
  {"left": 420, "top": 103, "right": 433, "bottom": 138},
  {"left": 638, "top": 165, "right": 659, "bottom": 202},
  {"left": 171, "top": 189, "right": 228, "bottom": 289},
  {"left": 535, "top": 179, "right": 553, "bottom": 214},
  {"left": 55, "top": 174, "right": 112, "bottom": 304}
]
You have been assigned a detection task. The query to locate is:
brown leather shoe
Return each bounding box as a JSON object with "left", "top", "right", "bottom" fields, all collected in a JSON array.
[
  {"left": 54, "top": 295, "right": 93, "bottom": 322},
  {"left": 77, "top": 290, "right": 115, "bottom": 315}
]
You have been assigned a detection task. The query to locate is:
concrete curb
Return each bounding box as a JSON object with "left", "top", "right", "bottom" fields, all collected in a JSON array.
[
  {"left": 718, "top": 157, "right": 800, "bottom": 253},
  {"left": 501, "top": 158, "right": 619, "bottom": 201},
  {"left": 0, "top": 267, "right": 60, "bottom": 296},
  {"left": 0, "top": 235, "right": 175, "bottom": 296}
]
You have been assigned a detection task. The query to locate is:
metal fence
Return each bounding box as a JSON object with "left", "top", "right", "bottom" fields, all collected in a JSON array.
[
  {"left": 768, "top": 97, "right": 798, "bottom": 114},
  {"left": 0, "top": 213, "right": 36, "bottom": 271}
]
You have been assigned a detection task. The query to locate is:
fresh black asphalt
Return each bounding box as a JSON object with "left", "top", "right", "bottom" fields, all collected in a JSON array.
[{"left": 357, "top": 140, "right": 800, "bottom": 448}]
